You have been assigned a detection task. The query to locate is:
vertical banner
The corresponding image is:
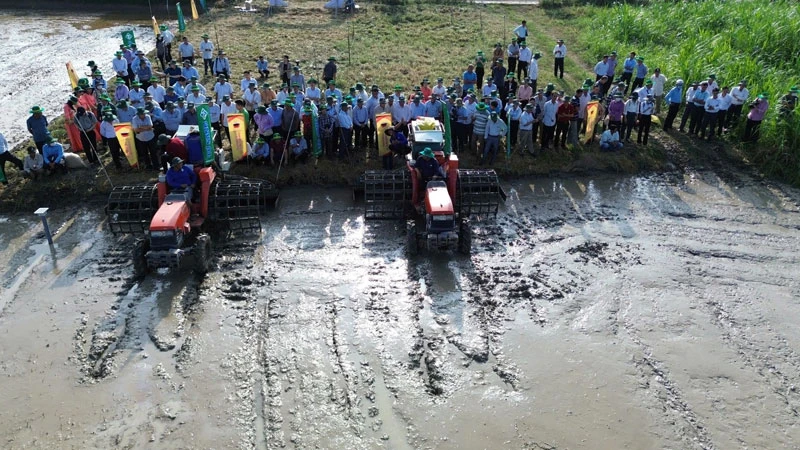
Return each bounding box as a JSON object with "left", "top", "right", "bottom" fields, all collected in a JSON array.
[
  {"left": 190, "top": 0, "right": 200, "bottom": 19},
  {"left": 176, "top": 4, "right": 186, "bottom": 33},
  {"left": 114, "top": 123, "right": 139, "bottom": 168},
  {"left": 506, "top": 116, "right": 511, "bottom": 157},
  {"left": 311, "top": 109, "right": 322, "bottom": 157},
  {"left": 441, "top": 102, "right": 452, "bottom": 155},
  {"left": 198, "top": 0, "right": 207, "bottom": 13},
  {"left": 151, "top": 16, "right": 160, "bottom": 37},
  {"left": 583, "top": 101, "right": 600, "bottom": 145},
  {"left": 195, "top": 104, "right": 215, "bottom": 164},
  {"left": 66, "top": 62, "right": 80, "bottom": 89},
  {"left": 121, "top": 29, "right": 136, "bottom": 47}
]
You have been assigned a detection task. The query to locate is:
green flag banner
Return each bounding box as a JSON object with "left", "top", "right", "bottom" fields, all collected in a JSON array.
[
  {"left": 176, "top": 3, "right": 186, "bottom": 33},
  {"left": 121, "top": 30, "right": 136, "bottom": 47},
  {"left": 311, "top": 110, "right": 322, "bottom": 158},
  {"left": 195, "top": 104, "right": 215, "bottom": 164},
  {"left": 441, "top": 102, "right": 452, "bottom": 156},
  {"left": 506, "top": 116, "right": 512, "bottom": 158}
]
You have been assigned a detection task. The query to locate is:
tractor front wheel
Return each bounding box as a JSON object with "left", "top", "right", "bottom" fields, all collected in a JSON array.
[
  {"left": 194, "top": 233, "right": 212, "bottom": 274},
  {"left": 132, "top": 238, "right": 150, "bottom": 279},
  {"left": 458, "top": 220, "right": 472, "bottom": 255}
]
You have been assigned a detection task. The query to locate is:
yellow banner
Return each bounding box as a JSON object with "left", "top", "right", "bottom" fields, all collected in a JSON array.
[
  {"left": 227, "top": 114, "right": 249, "bottom": 161},
  {"left": 583, "top": 101, "right": 600, "bottom": 145},
  {"left": 66, "top": 62, "right": 79, "bottom": 89},
  {"left": 114, "top": 123, "right": 139, "bottom": 168},
  {"left": 191, "top": 0, "right": 200, "bottom": 20},
  {"left": 152, "top": 16, "right": 159, "bottom": 37}
]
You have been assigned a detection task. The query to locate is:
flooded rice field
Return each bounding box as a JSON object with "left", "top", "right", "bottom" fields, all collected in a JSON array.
[
  {"left": 1, "top": 167, "right": 799, "bottom": 449},
  {"left": 0, "top": 10, "right": 154, "bottom": 147}
]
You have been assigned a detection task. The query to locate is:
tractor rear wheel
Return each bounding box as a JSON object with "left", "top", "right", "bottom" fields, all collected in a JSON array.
[
  {"left": 458, "top": 220, "right": 472, "bottom": 255},
  {"left": 406, "top": 222, "right": 419, "bottom": 256},
  {"left": 132, "top": 238, "right": 150, "bottom": 279},
  {"left": 194, "top": 234, "right": 212, "bottom": 274}
]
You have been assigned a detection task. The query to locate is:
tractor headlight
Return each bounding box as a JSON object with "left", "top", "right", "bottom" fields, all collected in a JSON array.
[
  {"left": 432, "top": 214, "right": 454, "bottom": 222},
  {"left": 150, "top": 231, "right": 173, "bottom": 238}
]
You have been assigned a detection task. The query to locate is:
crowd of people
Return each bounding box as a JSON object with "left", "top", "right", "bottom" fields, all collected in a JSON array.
[{"left": 2, "top": 20, "right": 798, "bottom": 186}]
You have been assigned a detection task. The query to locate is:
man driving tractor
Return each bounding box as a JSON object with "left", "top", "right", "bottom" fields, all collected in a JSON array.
[
  {"left": 414, "top": 147, "right": 446, "bottom": 183},
  {"left": 166, "top": 157, "right": 197, "bottom": 201}
]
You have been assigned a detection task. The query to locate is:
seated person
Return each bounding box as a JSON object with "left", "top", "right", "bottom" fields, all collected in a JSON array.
[
  {"left": 387, "top": 127, "right": 408, "bottom": 155},
  {"left": 185, "top": 128, "right": 204, "bottom": 165},
  {"left": 158, "top": 133, "right": 189, "bottom": 172},
  {"left": 414, "top": 147, "right": 445, "bottom": 183},
  {"left": 22, "top": 146, "right": 44, "bottom": 180},
  {"left": 249, "top": 136, "right": 271, "bottom": 165},
  {"left": 165, "top": 157, "right": 197, "bottom": 201},
  {"left": 599, "top": 124, "right": 623, "bottom": 151},
  {"left": 289, "top": 131, "right": 308, "bottom": 164},
  {"left": 42, "top": 136, "right": 67, "bottom": 174}
]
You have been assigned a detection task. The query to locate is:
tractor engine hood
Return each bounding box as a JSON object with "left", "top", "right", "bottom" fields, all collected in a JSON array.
[
  {"left": 150, "top": 199, "right": 191, "bottom": 232},
  {"left": 425, "top": 181, "right": 454, "bottom": 215}
]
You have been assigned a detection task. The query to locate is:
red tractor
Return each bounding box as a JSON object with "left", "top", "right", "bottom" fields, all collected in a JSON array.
[
  {"left": 106, "top": 166, "right": 277, "bottom": 278},
  {"left": 362, "top": 144, "right": 504, "bottom": 255}
]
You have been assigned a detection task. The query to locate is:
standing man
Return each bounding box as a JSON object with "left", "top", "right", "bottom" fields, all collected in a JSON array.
[
  {"left": 650, "top": 68, "right": 667, "bottom": 114},
  {"left": 727, "top": 80, "right": 750, "bottom": 127},
  {"left": 199, "top": 34, "right": 214, "bottom": 76},
  {"left": 699, "top": 88, "right": 721, "bottom": 140},
  {"left": 160, "top": 25, "right": 174, "bottom": 62},
  {"left": 594, "top": 55, "right": 609, "bottom": 81},
  {"left": 75, "top": 107, "right": 99, "bottom": 164},
  {"left": 743, "top": 93, "right": 769, "bottom": 143},
  {"left": 553, "top": 39, "right": 566, "bottom": 79},
  {"left": 323, "top": 56, "right": 338, "bottom": 85},
  {"left": 606, "top": 51, "right": 618, "bottom": 83},
  {"left": 178, "top": 37, "right": 194, "bottom": 65},
  {"left": 688, "top": 81, "right": 709, "bottom": 136},
  {"left": 213, "top": 75, "right": 234, "bottom": 103},
  {"left": 352, "top": 97, "right": 370, "bottom": 149},
  {"left": 623, "top": 91, "right": 639, "bottom": 143},
  {"left": 482, "top": 112, "right": 507, "bottom": 165},
  {"left": 518, "top": 103, "right": 536, "bottom": 155},
  {"left": 632, "top": 56, "right": 648, "bottom": 92},
  {"left": 513, "top": 20, "right": 528, "bottom": 43},
  {"left": 679, "top": 81, "right": 698, "bottom": 133},
  {"left": 506, "top": 98, "right": 522, "bottom": 149},
  {"left": 507, "top": 38, "right": 520, "bottom": 77},
  {"left": 637, "top": 94, "right": 655, "bottom": 146},
  {"left": 663, "top": 79, "right": 684, "bottom": 131},
  {"left": 27, "top": 106, "right": 49, "bottom": 154},
  {"left": 517, "top": 43, "right": 531, "bottom": 81},
  {"left": 541, "top": 94, "right": 558, "bottom": 150},
  {"left": 213, "top": 51, "right": 231, "bottom": 79},
  {"left": 0, "top": 131, "right": 23, "bottom": 184},
  {"left": 555, "top": 96, "right": 577, "bottom": 149},
  {"left": 100, "top": 113, "right": 124, "bottom": 170},
  {"left": 337, "top": 102, "right": 353, "bottom": 158},
  {"left": 620, "top": 52, "right": 636, "bottom": 94},
  {"left": 112, "top": 50, "right": 129, "bottom": 83},
  {"left": 716, "top": 86, "right": 732, "bottom": 135},
  {"left": 132, "top": 107, "right": 158, "bottom": 170}
]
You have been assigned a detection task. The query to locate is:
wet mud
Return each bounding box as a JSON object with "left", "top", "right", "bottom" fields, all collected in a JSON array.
[
  {"left": 1, "top": 165, "right": 800, "bottom": 449},
  {"left": 0, "top": 11, "right": 154, "bottom": 147}
]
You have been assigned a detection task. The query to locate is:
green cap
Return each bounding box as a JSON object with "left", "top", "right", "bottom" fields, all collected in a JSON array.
[
  {"left": 272, "top": 133, "right": 282, "bottom": 139},
  {"left": 256, "top": 137, "right": 266, "bottom": 144},
  {"left": 420, "top": 147, "right": 434, "bottom": 158},
  {"left": 29, "top": 106, "right": 44, "bottom": 114}
]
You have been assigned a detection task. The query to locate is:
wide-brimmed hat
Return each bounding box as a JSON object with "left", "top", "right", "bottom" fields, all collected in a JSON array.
[
  {"left": 420, "top": 147, "right": 434, "bottom": 158},
  {"left": 29, "top": 106, "right": 44, "bottom": 114}
]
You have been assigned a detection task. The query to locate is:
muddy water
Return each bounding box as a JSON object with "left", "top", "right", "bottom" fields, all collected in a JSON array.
[
  {"left": 1, "top": 167, "right": 800, "bottom": 449},
  {"left": 0, "top": 10, "right": 154, "bottom": 147}
]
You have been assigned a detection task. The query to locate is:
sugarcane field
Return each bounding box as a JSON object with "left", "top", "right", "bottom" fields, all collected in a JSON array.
[{"left": 0, "top": 1, "right": 799, "bottom": 449}]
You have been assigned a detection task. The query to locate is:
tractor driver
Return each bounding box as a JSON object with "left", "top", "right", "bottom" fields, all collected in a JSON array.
[
  {"left": 166, "top": 157, "right": 197, "bottom": 202},
  {"left": 414, "top": 147, "right": 446, "bottom": 183}
]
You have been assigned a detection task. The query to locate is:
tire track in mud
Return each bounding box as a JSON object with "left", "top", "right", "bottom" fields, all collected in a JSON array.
[{"left": 614, "top": 293, "right": 717, "bottom": 450}]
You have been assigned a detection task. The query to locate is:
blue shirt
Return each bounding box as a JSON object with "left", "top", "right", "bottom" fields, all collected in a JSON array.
[
  {"left": 162, "top": 109, "right": 182, "bottom": 131},
  {"left": 635, "top": 63, "right": 647, "bottom": 79},
  {"left": 665, "top": 85, "right": 683, "bottom": 104},
  {"left": 166, "top": 165, "right": 197, "bottom": 189},
  {"left": 43, "top": 142, "right": 64, "bottom": 163},
  {"left": 415, "top": 156, "right": 445, "bottom": 180},
  {"left": 623, "top": 57, "right": 636, "bottom": 73},
  {"left": 27, "top": 115, "right": 49, "bottom": 142}
]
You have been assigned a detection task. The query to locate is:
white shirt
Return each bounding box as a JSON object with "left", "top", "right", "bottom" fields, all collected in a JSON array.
[
  {"left": 519, "top": 111, "right": 534, "bottom": 130},
  {"left": 214, "top": 82, "right": 234, "bottom": 102},
  {"left": 594, "top": 61, "right": 609, "bottom": 76},
  {"left": 730, "top": 86, "right": 749, "bottom": 105},
  {"left": 651, "top": 74, "right": 667, "bottom": 96},
  {"left": 528, "top": 59, "right": 539, "bottom": 80},
  {"left": 220, "top": 102, "right": 238, "bottom": 126},
  {"left": 624, "top": 99, "right": 639, "bottom": 114},
  {"left": 704, "top": 96, "right": 720, "bottom": 113},
  {"left": 241, "top": 77, "right": 257, "bottom": 92},
  {"left": 717, "top": 93, "right": 732, "bottom": 111},
  {"left": 518, "top": 47, "right": 532, "bottom": 63},
  {"left": 305, "top": 87, "right": 321, "bottom": 102},
  {"left": 199, "top": 40, "right": 214, "bottom": 59},
  {"left": 553, "top": 44, "right": 567, "bottom": 58},
  {"left": 243, "top": 89, "right": 262, "bottom": 109},
  {"left": 600, "top": 129, "right": 620, "bottom": 145},
  {"left": 100, "top": 120, "right": 118, "bottom": 139},
  {"left": 542, "top": 101, "right": 558, "bottom": 126},
  {"left": 186, "top": 93, "right": 206, "bottom": 105},
  {"left": 391, "top": 103, "right": 412, "bottom": 123},
  {"left": 112, "top": 57, "right": 128, "bottom": 76},
  {"left": 147, "top": 84, "right": 166, "bottom": 103}
]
